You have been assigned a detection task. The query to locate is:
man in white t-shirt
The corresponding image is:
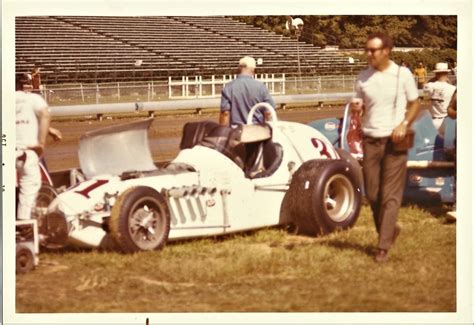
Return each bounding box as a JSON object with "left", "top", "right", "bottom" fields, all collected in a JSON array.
[
  {"left": 423, "top": 62, "right": 456, "bottom": 136},
  {"left": 350, "top": 32, "right": 420, "bottom": 263},
  {"left": 16, "top": 74, "right": 51, "bottom": 220}
]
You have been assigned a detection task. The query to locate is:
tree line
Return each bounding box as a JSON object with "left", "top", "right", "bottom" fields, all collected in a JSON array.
[{"left": 234, "top": 16, "right": 457, "bottom": 49}]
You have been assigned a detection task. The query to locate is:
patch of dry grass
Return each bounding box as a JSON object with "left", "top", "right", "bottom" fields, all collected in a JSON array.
[{"left": 16, "top": 204, "right": 455, "bottom": 312}]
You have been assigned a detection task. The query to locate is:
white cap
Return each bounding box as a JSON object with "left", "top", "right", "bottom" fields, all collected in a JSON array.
[
  {"left": 432, "top": 62, "right": 450, "bottom": 73},
  {"left": 239, "top": 56, "right": 256, "bottom": 69}
]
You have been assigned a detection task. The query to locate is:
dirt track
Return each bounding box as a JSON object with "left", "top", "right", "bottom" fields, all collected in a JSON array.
[{"left": 44, "top": 106, "right": 345, "bottom": 171}]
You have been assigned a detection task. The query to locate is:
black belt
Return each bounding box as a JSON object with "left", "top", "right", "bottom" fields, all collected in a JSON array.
[{"left": 432, "top": 117, "right": 445, "bottom": 119}]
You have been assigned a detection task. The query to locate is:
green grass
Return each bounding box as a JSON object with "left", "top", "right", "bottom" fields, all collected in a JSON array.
[{"left": 16, "top": 204, "right": 455, "bottom": 313}]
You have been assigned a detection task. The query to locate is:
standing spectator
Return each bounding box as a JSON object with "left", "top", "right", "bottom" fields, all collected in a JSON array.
[
  {"left": 219, "top": 56, "right": 275, "bottom": 126},
  {"left": 401, "top": 61, "right": 411, "bottom": 73},
  {"left": 423, "top": 62, "right": 456, "bottom": 136},
  {"left": 446, "top": 90, "right": 457, "bottom": 222},
  {"left": 30, "top": 66, "right": 42, "bottom": 95},
  {"left": 451, "top": 61, "right": 457, "bottom": 86},
  {"left": 413, "top": 62, "right": 427, "bottom": 89},
  {"left": 351, "top": 32, "right": 420, "bottom": 263},
  {"left": 16, "top": 73, "right": 51, "bottom": 220},
  {"left": 451, "top": 61, "right": 457, "bottom": 77}
]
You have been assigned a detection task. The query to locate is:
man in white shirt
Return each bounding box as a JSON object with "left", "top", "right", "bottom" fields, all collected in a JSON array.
[
  {"left": 16, "top": 74, "right": 51, "bottom": 220},
  {"left": 350, "top": 32, "right": 420, "bottom": 263},
  {"left": 423, "top": 62, "right": 456, "bottom": 136}
]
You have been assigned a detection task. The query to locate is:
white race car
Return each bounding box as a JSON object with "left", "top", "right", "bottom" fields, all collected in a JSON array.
[{"left": 42, "top": 103, "right": 363, "bottom": 253}]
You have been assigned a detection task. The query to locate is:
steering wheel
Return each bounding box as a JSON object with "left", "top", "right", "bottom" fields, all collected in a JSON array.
[{"left": 246, "top": 102, "right": 278, "bottom": 125}]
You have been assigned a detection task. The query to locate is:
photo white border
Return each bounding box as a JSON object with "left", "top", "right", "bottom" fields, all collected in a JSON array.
[{"left": 3, "top": 0, "right": 473, "bottom": 323}]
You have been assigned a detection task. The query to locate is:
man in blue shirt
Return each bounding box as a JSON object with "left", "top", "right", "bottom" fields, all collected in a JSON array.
[{"left": 219, "top": 56, "right": 276, "bottom": 126}]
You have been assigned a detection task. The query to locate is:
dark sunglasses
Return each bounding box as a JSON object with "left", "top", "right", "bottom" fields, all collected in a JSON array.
[{"left": 365, "top": 47, "right": 385, "bottom": 54}]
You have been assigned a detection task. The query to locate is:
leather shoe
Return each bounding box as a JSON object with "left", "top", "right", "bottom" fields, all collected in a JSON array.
[{"left": 375, "top": 249, "right": 389, "bottom": 263}]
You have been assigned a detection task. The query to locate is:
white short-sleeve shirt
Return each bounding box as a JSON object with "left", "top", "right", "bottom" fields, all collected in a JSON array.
[
  {"left": 423, "top": 81, "right": 456, "bottom": 118},
  {"left": 16, "top": 91, "right": 48, "bottom": 148},
  {"left": 355, "top": 61, "right": 419, "bottom": 138}
]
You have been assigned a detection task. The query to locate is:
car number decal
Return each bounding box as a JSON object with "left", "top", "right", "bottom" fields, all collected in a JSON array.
[
  {"left": 75, "top": 179, "right": 109, "bottom": 198},
  {"left": 311, "top": 138, "right": 336, "bottom": 159}
]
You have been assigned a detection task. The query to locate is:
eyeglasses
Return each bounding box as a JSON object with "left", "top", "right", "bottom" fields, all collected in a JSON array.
[{"left": 365, "top": 47, "right": 384, "bottom": 54}]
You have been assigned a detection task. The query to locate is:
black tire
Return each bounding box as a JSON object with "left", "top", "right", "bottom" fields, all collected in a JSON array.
[
  {"left": 335, "top": 148, "right": 364, "bottom": 192},
  {"left": 109, "top": 186, "right": 171, "bottom": 253},
  {"left": 16, "top": 246, "right": 35, "bottom": 274},
  {"left": 33, "top": 183, "right": 58, "bottom": 221},
  {"left": 282, "top": 159, "right": 362, "bottom": 236}
]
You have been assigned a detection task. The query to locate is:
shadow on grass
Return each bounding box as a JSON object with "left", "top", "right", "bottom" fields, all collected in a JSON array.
[
  {"left": 401, "top": 199, "right": 454, "bottom": 224},
  {"left": 323, "top": 239, "right": 376, "bottom": 257}
]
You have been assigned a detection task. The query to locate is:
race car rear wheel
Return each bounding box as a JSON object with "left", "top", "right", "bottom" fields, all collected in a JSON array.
[
  {"left": 16, "top": 246, "right": 35, "bottom": 274},
  {"left": 33, "top": 183, "right": 58, "bottom": 220},
  {"left": 109, "top": 186, "right": 170, "bottom": 253},
  {"left": 282, "top": 159, "right": 362, "bottom": 236},
  {"left": 335, "top": 148, "right": 364, "bottom": 192}
]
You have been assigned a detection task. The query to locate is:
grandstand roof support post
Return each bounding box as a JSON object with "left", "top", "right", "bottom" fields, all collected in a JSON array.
[
  {"left": 151, "top": 80, "right": 154, "bottom": 100},
  {"left": 117, "top": 83, "right": 120, "bottom": 101},
  {"left": 148, "top": 83, "right": 151, "bottom": 102},
  {"left": 96, "top": 84, "right": 99, "bottom": 105}
]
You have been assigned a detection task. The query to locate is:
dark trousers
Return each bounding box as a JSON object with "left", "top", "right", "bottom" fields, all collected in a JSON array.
[{"left": 362, "top": 136, "right": 408, "bottom": 250}]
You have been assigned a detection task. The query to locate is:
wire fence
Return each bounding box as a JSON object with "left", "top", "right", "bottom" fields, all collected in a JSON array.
[{"left": 40, "top": 73, "right": 455, "bottom": 107}]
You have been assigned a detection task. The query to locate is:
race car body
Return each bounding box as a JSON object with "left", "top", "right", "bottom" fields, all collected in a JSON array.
[
  {"left": 309, "top": 104, "right": 456, "bottom": 203},
  {"left": 43, "top": 103, "right": 363, "bottom": 252}
]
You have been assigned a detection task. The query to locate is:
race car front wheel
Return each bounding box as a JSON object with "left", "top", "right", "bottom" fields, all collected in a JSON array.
[
  {"left": 282, "top": 159, "right": 362, "bottom": 236},
  {"left": 109, "top": 186, "right": 171, "bottom": 253}
]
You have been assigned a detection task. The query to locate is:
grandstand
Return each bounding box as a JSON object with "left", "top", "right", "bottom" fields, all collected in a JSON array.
[{"left": 16, "top": 16, "right": 367, "bottom": 84}]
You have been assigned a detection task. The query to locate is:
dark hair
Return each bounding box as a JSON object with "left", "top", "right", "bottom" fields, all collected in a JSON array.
[{"left": 367, "top": 32, "right": 394, "bottom": 50}]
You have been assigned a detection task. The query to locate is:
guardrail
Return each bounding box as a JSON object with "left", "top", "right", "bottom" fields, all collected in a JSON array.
[
  {"left": 50, "top": 92, "right": 356, "bottom": 118},
  {"left": 49, "top": 90, "right": 426, "bottom": 119}
]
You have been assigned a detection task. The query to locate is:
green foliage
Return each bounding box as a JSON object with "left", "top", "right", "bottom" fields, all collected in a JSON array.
[
  {"left": 351, "top": 48, "right": 457, "bottom": 71},
  {"left": 234, "top": 16, "right": 457, "bottom": 49}
]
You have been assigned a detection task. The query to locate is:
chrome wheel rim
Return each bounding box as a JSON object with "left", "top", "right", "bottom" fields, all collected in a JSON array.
[
  {"left": 128, "top": 198, "right": 165, "bottom": 250},
  {"left": 323, "top": 174, "right": 355, "bottom": 222}
]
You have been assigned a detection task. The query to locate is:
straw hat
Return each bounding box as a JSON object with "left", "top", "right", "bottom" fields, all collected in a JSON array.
[{"left": 432, "top": 62, "right": 451, "bottom": 73}]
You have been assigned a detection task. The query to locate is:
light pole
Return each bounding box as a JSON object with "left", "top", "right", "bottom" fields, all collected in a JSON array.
[{"left": 286, "top": 17, "right": 304, "bottom": 93}]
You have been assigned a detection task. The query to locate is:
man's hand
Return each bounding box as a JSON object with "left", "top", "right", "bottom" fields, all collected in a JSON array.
[
  {"left": 28, "top": 144, "right": 45, "bottom": 158},
  {"left": 391, "top": 122, "right": 408, "bottom": 143},
  {"left": 219, "top": 111, "right": 230, "bottom": 126},
  {"left": 48, "top": 127, "right": 62, "bottom": 141},
  {"left": 264, "top": 110, "right": 272, "bottom": 122}
]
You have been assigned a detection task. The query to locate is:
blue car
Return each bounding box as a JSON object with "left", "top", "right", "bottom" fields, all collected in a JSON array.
[{"left": 309, "top": 104, "right": 456, "bottom": 204}]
